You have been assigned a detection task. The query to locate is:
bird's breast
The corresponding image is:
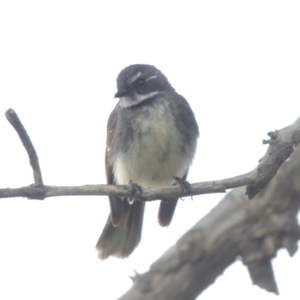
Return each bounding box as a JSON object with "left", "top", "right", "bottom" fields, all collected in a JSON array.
[{"left": 112, "top": 101, "right": 196, "bottom": 187}]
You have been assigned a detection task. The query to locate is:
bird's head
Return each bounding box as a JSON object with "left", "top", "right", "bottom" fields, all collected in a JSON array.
[{"left": 115, "top": 64, "right": 174, "bottom": 108}]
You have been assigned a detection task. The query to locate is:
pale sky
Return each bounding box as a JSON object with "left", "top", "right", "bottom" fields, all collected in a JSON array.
[{"left": 0, "top": 1, "right": 300, "bottom": 299}]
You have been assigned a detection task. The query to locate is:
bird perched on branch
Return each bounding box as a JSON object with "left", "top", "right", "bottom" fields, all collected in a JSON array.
[{"left": 96, "top": 64, "right": 199, "bottom": 259}]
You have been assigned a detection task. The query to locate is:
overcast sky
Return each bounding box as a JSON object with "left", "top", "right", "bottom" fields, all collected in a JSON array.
[{"left": 0, "top": 1, "right": 300, "bottom": 299}]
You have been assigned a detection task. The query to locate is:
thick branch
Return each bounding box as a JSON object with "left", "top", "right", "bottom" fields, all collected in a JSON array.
[
  {"left": 118, "top": 144, "right": 300, "bottom": 300},
  {"left": 246, "top": 117, "right": 300, "bottom": 198},
  {"left": 1, "top": 110, "right": 300, "bottom": 201}
]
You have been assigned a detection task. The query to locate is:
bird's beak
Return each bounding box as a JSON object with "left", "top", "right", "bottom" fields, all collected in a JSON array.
[{"left": 114, "top": 90, "right": 127, "bottom": 98}]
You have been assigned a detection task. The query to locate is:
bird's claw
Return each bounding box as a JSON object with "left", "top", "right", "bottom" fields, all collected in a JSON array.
[
  {"left": 174, "top": 176, "right": 193, "bottom": 200},
  {"left": 128, "top": 180, "right": 143, "bottom": 204}
]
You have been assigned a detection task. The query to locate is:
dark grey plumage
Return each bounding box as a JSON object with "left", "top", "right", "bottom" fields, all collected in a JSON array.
[{"left": 96, "top": 64, "right": 199, "bottom": 259}]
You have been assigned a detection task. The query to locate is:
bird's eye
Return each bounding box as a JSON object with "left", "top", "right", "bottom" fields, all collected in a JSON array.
[{"left": 137, "top": 79, "right": 145, "bottom": 87}]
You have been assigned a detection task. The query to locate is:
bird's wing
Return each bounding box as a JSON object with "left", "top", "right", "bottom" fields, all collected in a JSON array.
[{"left": 105, "top": 106, "right": 124, "bottom": 226}]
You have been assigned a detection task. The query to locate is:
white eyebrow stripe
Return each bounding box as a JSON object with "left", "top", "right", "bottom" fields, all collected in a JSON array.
[{"left": 128, "top": 72, "right": 141, "bottom": 84}]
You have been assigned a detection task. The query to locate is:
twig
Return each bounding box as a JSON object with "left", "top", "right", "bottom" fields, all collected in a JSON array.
[{"left": 5, "top": 109, "right": 44, "bottom": 186}]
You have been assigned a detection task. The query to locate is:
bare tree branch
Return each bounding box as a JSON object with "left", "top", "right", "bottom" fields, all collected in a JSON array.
[
  {"left": 246, "top": 118, "right": 300, "bottom": 198},
  {"left": 5, "top": 109, "right": 44, "bottom": 186},
  {"left": 1, "top": 110, "right": 300, "bottom": 202},
  {"left": 118, "top": 144, "right": 300, "bottom": 300}
]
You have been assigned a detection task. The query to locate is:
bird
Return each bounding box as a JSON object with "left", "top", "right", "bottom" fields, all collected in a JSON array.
[{"left": 96, "top": 64, "right": 199, "bottom": 259}]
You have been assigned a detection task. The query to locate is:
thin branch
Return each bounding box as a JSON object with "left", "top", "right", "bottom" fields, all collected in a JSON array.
[
  {"left": 1, "top": 110, "right": 300, "bottom": 201},
  {"left": 5, "top": 109, "right": 44, "bottom": 186}
]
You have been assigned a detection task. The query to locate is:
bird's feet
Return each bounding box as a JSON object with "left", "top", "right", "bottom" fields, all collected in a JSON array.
[
  {"left": 174, "top": 176, "right": 193, "bottom": 200},
  {"left": 128, "top": 180, "right": 143, "bottom": 204}
]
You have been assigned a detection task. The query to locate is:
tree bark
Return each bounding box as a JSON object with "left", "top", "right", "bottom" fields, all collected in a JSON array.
[{"left": 118, "top": 145, "right": 300, "bottom": 300}]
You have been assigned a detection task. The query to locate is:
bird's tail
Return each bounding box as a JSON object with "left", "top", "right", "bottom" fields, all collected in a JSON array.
[
  {"left": 158, "top": 198, "right": 179, "bottom": 227},
  {"left": 96, "top": 201, "right": 145, "bottom": 259}
]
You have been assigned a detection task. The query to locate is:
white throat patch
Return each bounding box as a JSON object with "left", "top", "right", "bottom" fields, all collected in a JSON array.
[{"left": 119, "top": 91, "right": 161, "bottom": 108}]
